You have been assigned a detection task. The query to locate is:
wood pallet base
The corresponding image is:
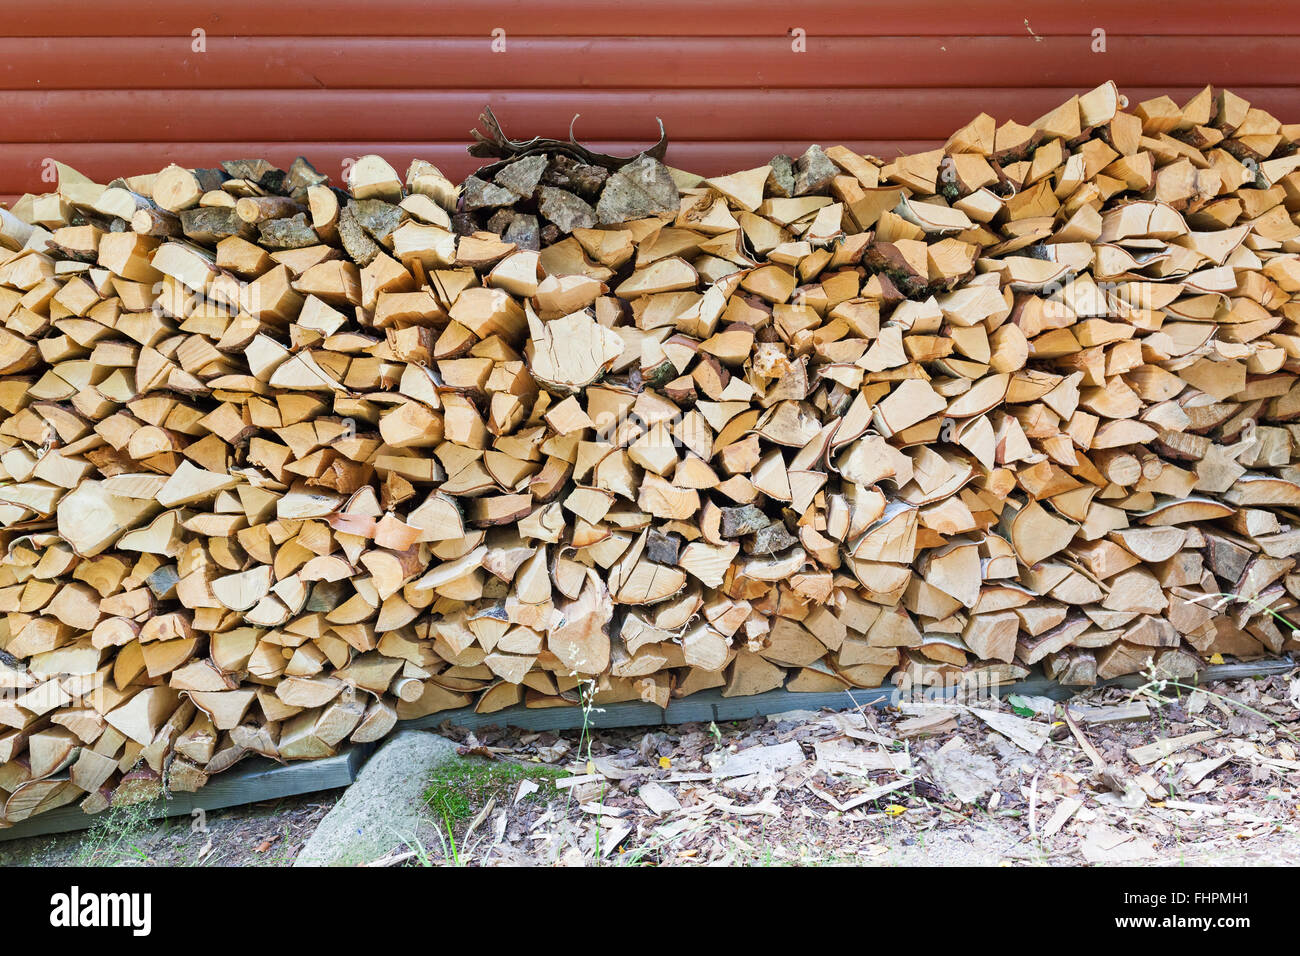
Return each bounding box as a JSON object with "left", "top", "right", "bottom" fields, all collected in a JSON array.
[
  {"left": 2, "top": 656, "right": 1291, "bottom": 843},
  {"left": 0, "top": 744, "right": 370, "bottom": 841}
]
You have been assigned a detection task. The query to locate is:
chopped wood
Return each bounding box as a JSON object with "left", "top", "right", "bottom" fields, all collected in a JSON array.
[
  {"left": 1127, "top": 730, "right": 1221, "bottom": 766},
  {"left": 0, "top": 83, "right": 1297, "bottom": 826}
]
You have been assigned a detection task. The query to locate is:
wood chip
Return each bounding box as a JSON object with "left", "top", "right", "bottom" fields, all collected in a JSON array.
[
  {"left": 1041, "top": 796, "right": 1082, "bottom": 837},
  {"left": 807, "top": 777, "right": 912, "bottom": 812},
  {"left": 813, "top": 739, "right": 910, "bottom": 776},
  {"left": 710, "top": 741, "right": 805, "bottom": 779},
  {"left": 1067, "top": 702, "right": 1151, "bottom": 725},
  {"left": 967, "top": 705, "right": 1051, "bottom": 755},
  {"left": 638, "top": 782, "right": 681, "bottom": 815},
  {"left": 1127, "top": 731, "right": 1221, "bottom": 767}
]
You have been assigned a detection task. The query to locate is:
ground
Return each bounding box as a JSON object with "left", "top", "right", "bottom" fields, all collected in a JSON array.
[{"left": 3, "top": 668, "right": 1298, "bottom": 867}]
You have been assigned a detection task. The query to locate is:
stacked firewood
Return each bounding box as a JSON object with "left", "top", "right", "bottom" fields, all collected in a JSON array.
[{"left": 0, "top": 81, "right": 1298, "bottom": 824}]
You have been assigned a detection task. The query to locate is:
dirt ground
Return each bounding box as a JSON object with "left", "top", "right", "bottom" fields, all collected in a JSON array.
[{"left": 3, "top": 667, "right": 1298, "bottom": 867}]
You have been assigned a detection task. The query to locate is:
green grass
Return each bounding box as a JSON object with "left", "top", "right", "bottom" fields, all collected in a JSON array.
[
  {"left": 421, "top": 759, "right": 566, "bottom": 832},
  {"left": 71, "top": 798, "right": 167, "bottom": 866}
]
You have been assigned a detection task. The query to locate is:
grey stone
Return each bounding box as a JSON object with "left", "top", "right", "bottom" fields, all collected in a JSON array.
[
  {"left": 293, "top": 731, "right": 459, "bottom": 866},
  {"left": 595, "top": 155, "right": 679, "bottom": 225},
  {"left": 923, "top": 743, "right": 1000, "bottom": 804},
  {"left": 794, "top": 145, "right": 838, "bottom": 196},
  {"left": 768, "top": 154, "right": 795, "bottom": 198}
]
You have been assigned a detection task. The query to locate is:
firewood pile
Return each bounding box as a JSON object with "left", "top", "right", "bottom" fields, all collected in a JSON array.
[{"left": 0, "top": 80, "right": 1298, "bottom": 825}]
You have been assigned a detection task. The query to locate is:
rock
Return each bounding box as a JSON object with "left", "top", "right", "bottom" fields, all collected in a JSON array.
[
  {"left": 794, "top": 145, "right": 838, "bottom": 195},
  {"left": 1079, "top": 823, "right": 1157, "bottom": 863},
  {"left": 596, "top": 155, "right": 679, "bottom": 225},
  {"left": 462, "top": 175, "right": 517, "bottom": 211},
  {"left": 543, "top": 154, "right": 608, "bottom": 198},
  {"left": 493, "top": 154, "right": 548, "bottom": 199},
  {"left": 537, "top": 186, "right": 597, "bottom": 232},
  {"left": 293, "top": 731, "right": 459, "bottom": 866},
  {"left": 923, "top": 740, "right": 1000, "bottom": 804},
  {"left": 767, "top": 154, "right": 795, "bottom": 198}
]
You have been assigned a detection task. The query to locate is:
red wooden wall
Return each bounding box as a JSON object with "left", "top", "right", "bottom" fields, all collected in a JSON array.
[{"left": 2, "top": 0, "right": 1299, "bottom": 205}]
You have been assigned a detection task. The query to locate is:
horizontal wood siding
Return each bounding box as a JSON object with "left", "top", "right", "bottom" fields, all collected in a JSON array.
[
  {"left": 4, "top": 1, "right": 1294, "bottom": 36},
  {"left": 2, "top": 1, "right": 1298, "bottom": 202}
]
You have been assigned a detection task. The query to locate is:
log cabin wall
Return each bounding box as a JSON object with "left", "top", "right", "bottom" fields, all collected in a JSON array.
[{"left": 1, "top": 1, "right": 1297, "bottom": 205}]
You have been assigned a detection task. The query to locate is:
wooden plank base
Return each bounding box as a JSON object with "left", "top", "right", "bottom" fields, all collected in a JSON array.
[{"left": 0, "top": 744, "right": 370, "bottom": 842}]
